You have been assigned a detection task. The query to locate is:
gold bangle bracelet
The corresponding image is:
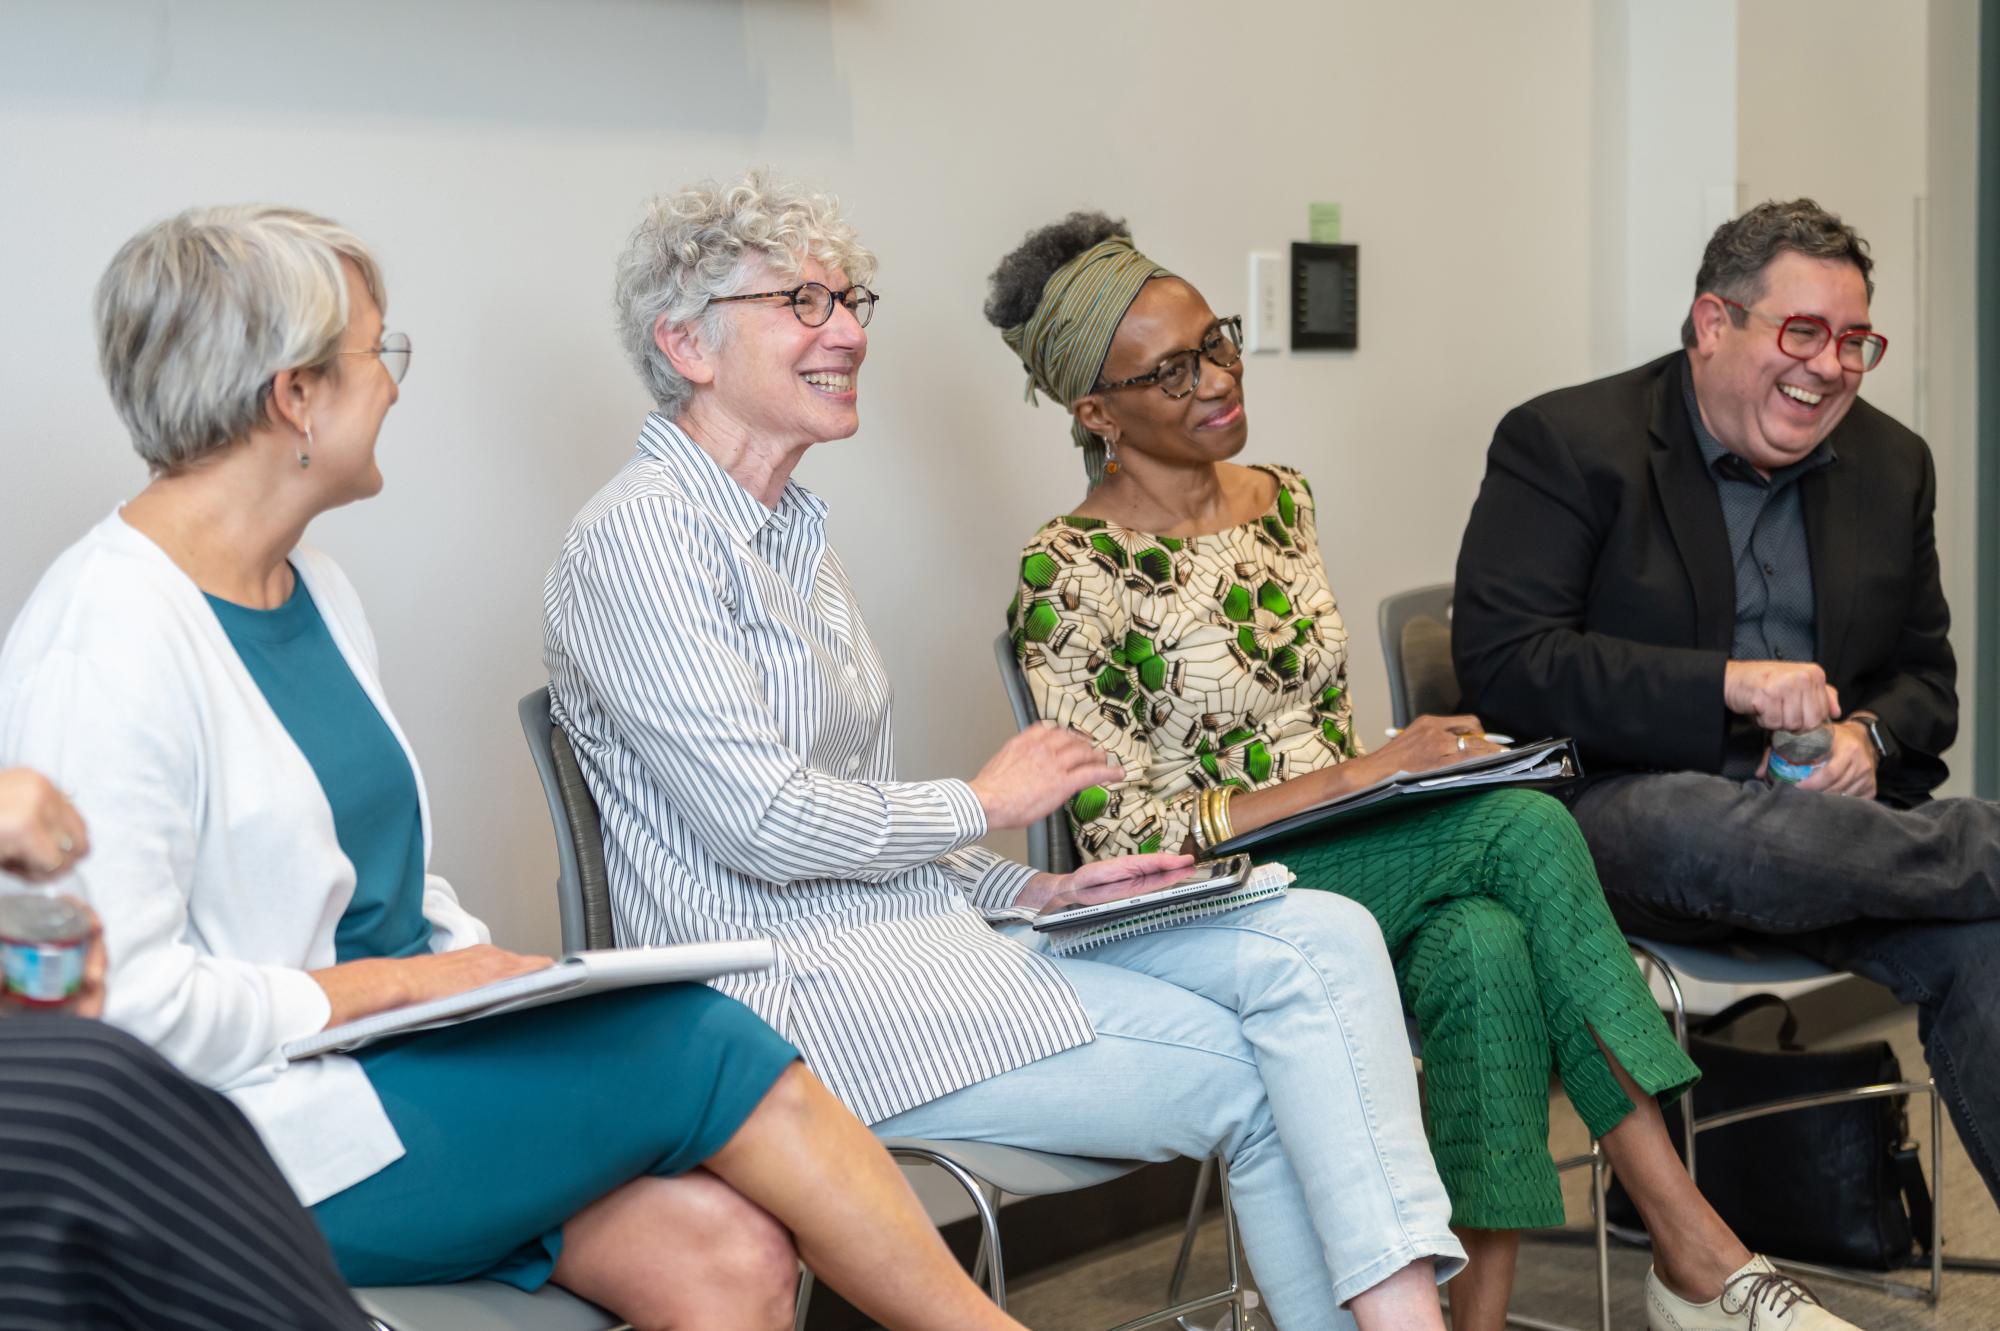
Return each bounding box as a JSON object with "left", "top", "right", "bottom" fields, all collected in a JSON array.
[
  {"left": 1212, "top": 786, "right": 1237, "bottom": 846},
  {"left": 1190, "top": 791, "right": 1213, "bottom": 853}
]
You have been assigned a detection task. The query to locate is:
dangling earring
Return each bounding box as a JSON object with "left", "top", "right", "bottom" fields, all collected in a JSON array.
[
  {"left": 297, "top": 423, "right": 313, "bottom": 470},
  {"left": 1103, "top": 434, "right": 1120, "bottom": 476}
]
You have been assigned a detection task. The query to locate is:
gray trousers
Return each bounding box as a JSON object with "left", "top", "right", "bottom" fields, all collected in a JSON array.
[{"left": 1568, "top": 771, "right": 2000, "bottom": 1210}]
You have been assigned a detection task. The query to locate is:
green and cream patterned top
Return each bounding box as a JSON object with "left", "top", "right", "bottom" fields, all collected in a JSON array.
[{"left": 1007, "top": 464, "right": 1360, "bottom": 859}]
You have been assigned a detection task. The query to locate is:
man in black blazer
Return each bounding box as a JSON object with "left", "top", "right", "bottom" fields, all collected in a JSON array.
[{"left": 1454, "top": 200, "right": 2000, "bottom": 1209}]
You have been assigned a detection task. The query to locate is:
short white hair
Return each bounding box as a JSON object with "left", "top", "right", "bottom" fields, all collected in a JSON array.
[
  {"left": 613, "top": 169, "right": 877, "bottom": 417},
  {"left": 94, "top": 205, "right": 385, "bottom": 473}
]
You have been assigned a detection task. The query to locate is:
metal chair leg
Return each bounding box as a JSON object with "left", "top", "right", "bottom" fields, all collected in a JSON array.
[
  {"left": 1160, "top": 1156, "right": 1249, "bottom": 1331},
  {"left": 1930, "top": 1080, "right": 1945, "bottom": 1303},
  {"left": 1166, "top": 1156, "right": 1213, "bottom": 1307},
  {"left": 1629, "top": 943, "right": 1696, "bottom": 1178},
  {"left": 968, "top": 1182, "right": 1001, "bottom": 1293},
  {"left": 792, "top": 1264, "right": 815, "bottom": 1331},
  {"left": 1594, "top": 1142, "right": 1611, "bottom": 1331},
  {"left": 885, "top": 1146, "right": 1008, "bottom": 1307},
  {"left": 1208, "top": 1161, "right": 1247, "bottom": 1331},
  {"left": 886, "top": 1145, "right": 1248, "bottom": 1329}
]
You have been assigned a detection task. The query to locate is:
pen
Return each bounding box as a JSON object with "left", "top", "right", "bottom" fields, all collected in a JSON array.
[{"left": 1384, "top": 728, "right": 1515, "bottom": 745}]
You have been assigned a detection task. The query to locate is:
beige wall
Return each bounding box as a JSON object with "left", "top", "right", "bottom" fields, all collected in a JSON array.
[
  {"left": 1925, "top": 0, "right": 1985, "bottom": 797},
  {"left": 1591, "top": 0, "right": 1739, "bottom": 374},
  {"left": 0, "top": 0, "right": 1601, "bottom": 950},
  {"left": 1739, "top": 2, "right": 1928, "bottom": 428},
  {"left": 1736, "top": 0, "right": 1982, "bottom": 795}
]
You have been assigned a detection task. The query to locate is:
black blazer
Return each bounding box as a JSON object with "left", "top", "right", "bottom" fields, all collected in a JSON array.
[{"left": 1452, "top": 351, "right": 1956, "bottom": 806}]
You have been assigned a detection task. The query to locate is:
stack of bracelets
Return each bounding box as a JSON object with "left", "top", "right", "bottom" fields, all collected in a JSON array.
[{"left": 1191, "top": 786, "right": 1237, "bottom": 855}]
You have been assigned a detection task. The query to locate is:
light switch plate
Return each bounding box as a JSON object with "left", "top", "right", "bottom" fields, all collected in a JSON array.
[{"left": 1246, "top": 251, "right": 1283, "bottom": 353}]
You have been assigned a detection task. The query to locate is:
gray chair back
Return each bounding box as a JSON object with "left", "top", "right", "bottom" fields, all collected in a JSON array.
[
  {"left": 1377, "top": 583, "right": 1458, "bottom": 727},
  {"left": 990, "top": 633, "right": 1078, "bottom": 875},
  {"left": 518, "top": 687, "right": 615, "bottom": 952}
]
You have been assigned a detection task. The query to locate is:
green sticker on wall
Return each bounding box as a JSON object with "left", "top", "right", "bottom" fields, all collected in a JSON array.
[{"left": 1308, "top": 202, "right": 1342, "bottom": 244}]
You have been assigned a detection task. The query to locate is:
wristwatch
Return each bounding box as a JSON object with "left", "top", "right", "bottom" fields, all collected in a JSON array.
[{"left": 1856, "top": 714, "right": 1900, "bottom": 769}]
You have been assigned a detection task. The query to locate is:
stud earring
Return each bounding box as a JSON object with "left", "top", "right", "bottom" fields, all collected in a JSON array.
[{"left": 298, "top": 423, "right": 313, "bottom": 470}]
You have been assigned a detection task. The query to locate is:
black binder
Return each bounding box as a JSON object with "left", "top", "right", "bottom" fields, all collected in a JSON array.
[{"left": 1205, "top": 738, "right": 1582, "bottom": 857}]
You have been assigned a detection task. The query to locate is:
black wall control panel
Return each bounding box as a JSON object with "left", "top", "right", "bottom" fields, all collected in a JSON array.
[{"left": 1290, "top": 242, "right": 1359, "bottom": 351}]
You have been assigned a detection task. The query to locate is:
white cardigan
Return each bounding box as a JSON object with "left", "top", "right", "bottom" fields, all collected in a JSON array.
[{"left": 0, "top": 512, "right": 489, "bottom": 1205}]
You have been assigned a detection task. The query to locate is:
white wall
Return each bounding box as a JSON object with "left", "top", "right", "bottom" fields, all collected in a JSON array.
[{"left": 0, "top": 0, "right": 1603, "bottom": 952}]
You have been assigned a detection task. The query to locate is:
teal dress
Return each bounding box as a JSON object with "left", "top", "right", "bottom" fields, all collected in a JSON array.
[{"left": 208, "top": 573, "right": 797, "bottom": 1289}]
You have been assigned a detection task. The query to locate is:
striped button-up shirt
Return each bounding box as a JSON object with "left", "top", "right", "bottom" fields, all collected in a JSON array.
[{"left": 543, "top": 414, "right": 1093, "bottom": 1124}]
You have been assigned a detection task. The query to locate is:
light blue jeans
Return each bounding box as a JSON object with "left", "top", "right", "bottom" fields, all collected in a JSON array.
[{"left": 872, "top": 890, "right": 1464, "bottom": 1328}]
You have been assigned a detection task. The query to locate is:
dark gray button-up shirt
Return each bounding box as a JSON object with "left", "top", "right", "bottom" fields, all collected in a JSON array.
[{"left": 1681, "top": 357, "right": 1835, "bottom": 665}]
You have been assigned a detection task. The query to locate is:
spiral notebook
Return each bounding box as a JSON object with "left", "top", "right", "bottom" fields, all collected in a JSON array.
[{"left": 1040, "top": 863, "right": 1295, "bottom": 957}]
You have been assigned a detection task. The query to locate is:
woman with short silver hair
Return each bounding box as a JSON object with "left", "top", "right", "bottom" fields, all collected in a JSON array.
[
  {"left": 613, "top": 174, "right": 879, "bottom": 420},
  {"left": 0, "top": 203, "right": 1042, "bottom": 1331},
  {"left": 548, "top": 169, "right": 1467, "bottom": 1331}
]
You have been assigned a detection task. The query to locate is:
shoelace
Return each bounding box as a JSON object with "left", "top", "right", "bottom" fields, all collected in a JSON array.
[{"left": 1717, "top": 1268, "right": 1825, "bottom": 1329}]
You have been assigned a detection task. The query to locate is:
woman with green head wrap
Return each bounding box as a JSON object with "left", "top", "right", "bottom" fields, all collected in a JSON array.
[{"left": 991, "top": 214, "right": 1865, "bottom": 1331}]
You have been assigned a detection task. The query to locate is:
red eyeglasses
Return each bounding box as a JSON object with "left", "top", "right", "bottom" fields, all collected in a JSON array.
[{"left": 1715, "top": 297, "right": 1888, "bottom": 373}]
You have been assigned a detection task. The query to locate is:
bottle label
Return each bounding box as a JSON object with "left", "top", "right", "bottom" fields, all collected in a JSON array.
[
  {"left": 0, "top": 937, "right": 85, "bottom": 1005},
  {"left": 1768, "top": 752, "right": 1823, "bottom": 785}
]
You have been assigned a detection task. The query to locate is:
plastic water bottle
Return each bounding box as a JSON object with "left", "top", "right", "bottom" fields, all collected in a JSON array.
[
  {"left": 0, "top": 884, "right": 90, "bottom": 1008},
  {"left": 1768, "top": 726, "right": 1834, "bottom": 786}
]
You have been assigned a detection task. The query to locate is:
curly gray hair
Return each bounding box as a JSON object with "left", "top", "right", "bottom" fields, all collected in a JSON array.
[
  {"left": 613, "top": 169, "right": 877, "bottom": 417},
  {"left": 94, "top": 205, "right": 384, "bottom": 474},
  {"left": 1681, "top": 198, "right": 1874, "bottom": 347}
]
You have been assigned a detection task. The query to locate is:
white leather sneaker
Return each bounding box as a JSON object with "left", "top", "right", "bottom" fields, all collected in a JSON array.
[{"left": 1646, "top": 1255, "right": 1864, "bottom": 1330}]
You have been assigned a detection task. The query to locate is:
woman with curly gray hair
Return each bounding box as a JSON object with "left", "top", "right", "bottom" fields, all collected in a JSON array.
[
  {"left": 0, "top": 203, "right": 1043, "bottom": 1331},
  {"left": 549, "top": 169, "right": 1473, "bottom": 1331},
  {"left": 991, "top": 212, "right": 1869, "bottom": 1331}
]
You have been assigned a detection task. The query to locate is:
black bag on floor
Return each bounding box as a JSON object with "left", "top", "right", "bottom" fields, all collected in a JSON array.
[{"left": 1604, "top": 995, "right": 1932, "bottom": 1270}]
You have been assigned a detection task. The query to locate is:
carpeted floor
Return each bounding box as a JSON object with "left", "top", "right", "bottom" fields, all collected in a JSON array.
[{"left": 987, "top": 1001, "right": 2000, "bottom": 1330}]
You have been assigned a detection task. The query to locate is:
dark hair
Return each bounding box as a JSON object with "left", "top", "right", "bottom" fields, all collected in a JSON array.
[
  {"left": 1680, "top": 198, "right": 1875, "bottom": 347},
  {"left": 983, "top": 210, "right": 1130, "bottom": 330}
]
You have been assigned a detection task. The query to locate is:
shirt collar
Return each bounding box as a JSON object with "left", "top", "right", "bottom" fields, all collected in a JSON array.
[
  {"left": 1680, "top": 353, "right": 1836, "bottom": 488},
  {"left": 635, "top": 412, "right": 828, "bottom": 541}
]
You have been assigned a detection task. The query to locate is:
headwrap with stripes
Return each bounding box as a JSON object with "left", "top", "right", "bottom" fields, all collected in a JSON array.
[{"left": 999, "top": 235, "right": 1172, "bottom": 487}]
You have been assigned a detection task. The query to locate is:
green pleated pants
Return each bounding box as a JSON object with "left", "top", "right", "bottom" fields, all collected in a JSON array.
[{"left": 1270, "top": 788, "right": 1698, "bottom": 1230}]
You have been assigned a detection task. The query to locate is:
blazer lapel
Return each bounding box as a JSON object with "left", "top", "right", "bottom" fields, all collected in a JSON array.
[
  {"left": 1648, "top": 367, "right": 1736, "bottom": 652},
  {"left": 1802, "top": 444, "right": 1858, "bottom": 675}
]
